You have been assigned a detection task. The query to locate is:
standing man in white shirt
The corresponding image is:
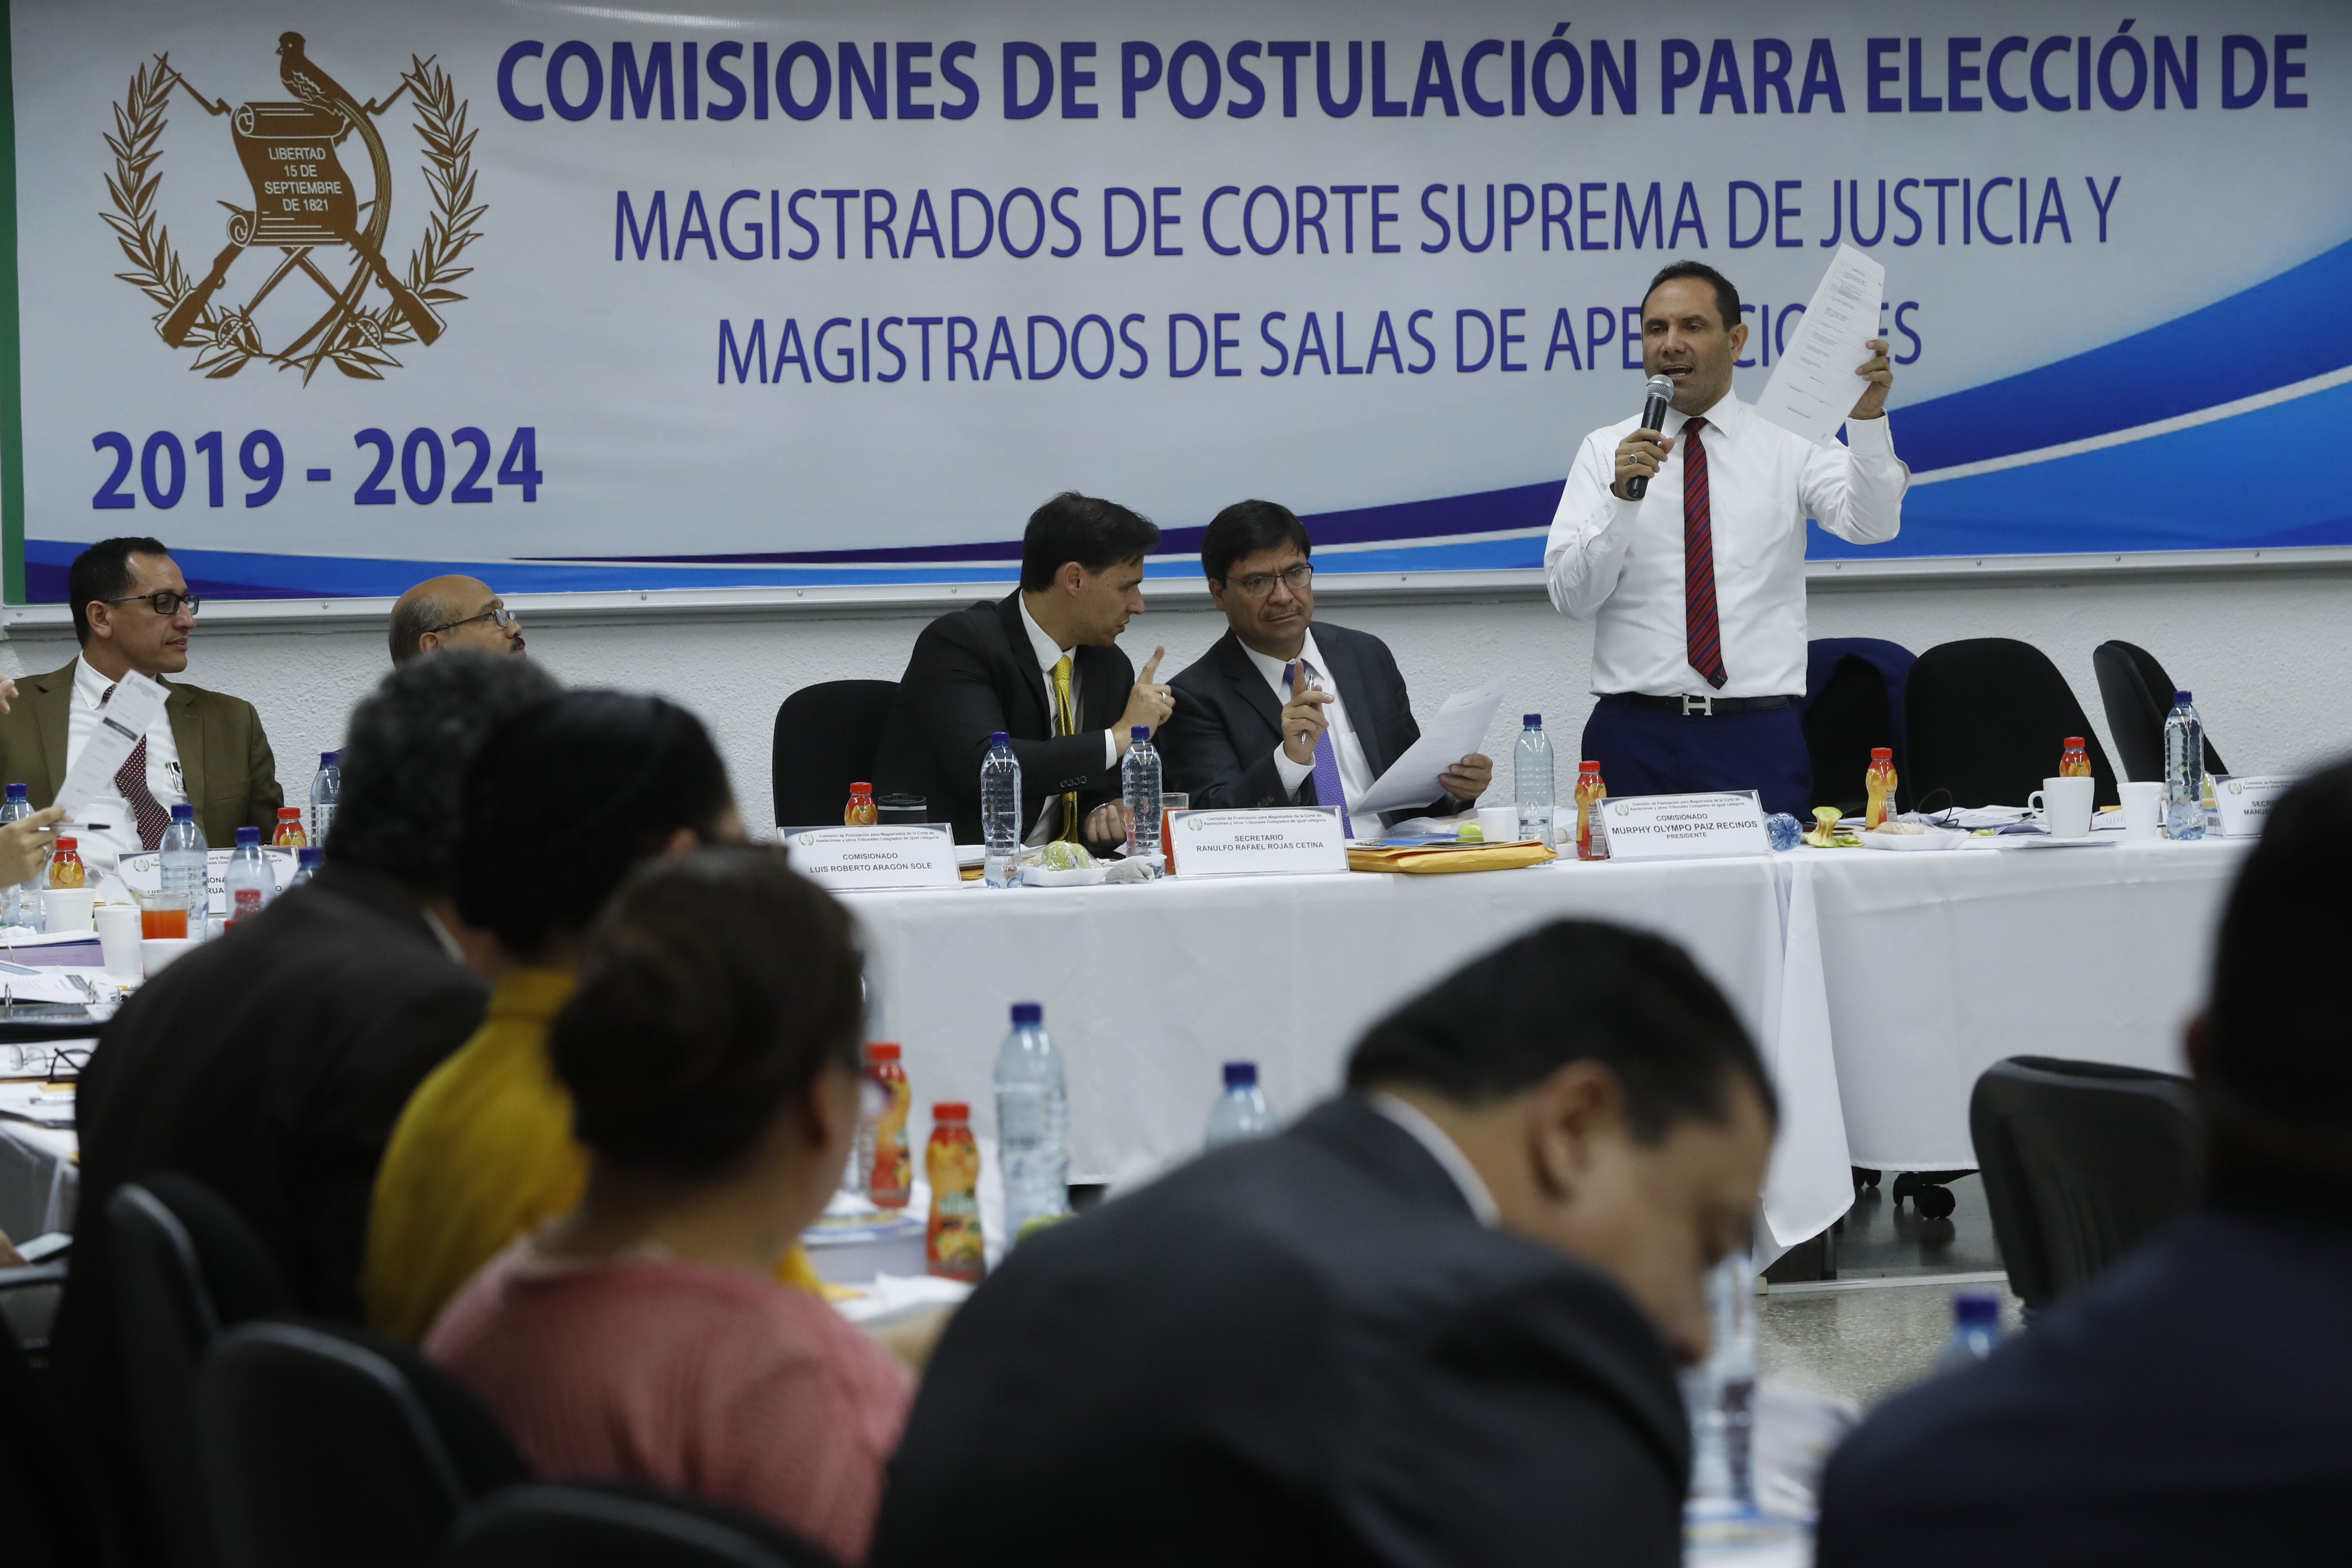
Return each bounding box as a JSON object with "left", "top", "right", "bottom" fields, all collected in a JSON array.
[
  {"left": 1161, "top": 500, "right": 1490, "bottom": 830},
  {"left": 0, "top": 536, "right": 282, "bottom": 868},
  {"left": 1545, "top": 262, "right": 1905, "bottom": 814}
]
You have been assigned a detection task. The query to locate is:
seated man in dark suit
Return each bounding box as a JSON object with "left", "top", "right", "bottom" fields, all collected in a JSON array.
[
  {"left": 52, "top": 649, "right": 557, "bottom": 1568},
  {"left": 1816, "top": 762, "right": 2352, "bottom": 1568},
  {"left": 1159, "top": 499, "right": 1489, "bottom": 833},
  {"left": 874, "top": 492, "right": 1173, "bottom": 850},
  {"left": 873, "top": 920, "right": 1776, "bottom": 1568}
]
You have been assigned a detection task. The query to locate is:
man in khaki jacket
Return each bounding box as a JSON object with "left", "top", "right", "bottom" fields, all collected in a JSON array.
[{"left": 0, "top": 536, "right": 280, "bottom": 864}]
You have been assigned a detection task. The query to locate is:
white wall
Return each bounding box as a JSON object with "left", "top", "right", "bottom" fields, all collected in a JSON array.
[{"left": 5, "top": 564, "right": 2346, "bottom": 828}]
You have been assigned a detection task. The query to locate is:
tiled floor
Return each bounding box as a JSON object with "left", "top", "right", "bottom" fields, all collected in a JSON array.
[{"left": 1758, "top": 1175, "right": 2023, "bottom": 1409}]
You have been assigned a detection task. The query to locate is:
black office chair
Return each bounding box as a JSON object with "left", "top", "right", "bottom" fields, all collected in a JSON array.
[
  {"left": 1969, "top": 1056, "right": 2204, "bottom": 1312},
  {"left": 108, "top": 1173, "right": 293, "bottom": 1568},
  {"left": 771, "top": 679, "right": 900, "bottom": 830},
  {"left": 445, "top": 1485, "right": 841, "bottom": 1568},
  {"left": 2092, "top": 640, "right": 2229, "bottom": 785},
  {"left": 1903, "top": 637, "right": 2120, "bottom": 811},
  {"left": 1802, "top": 637, "right": 1917, "bottom": 815},
  {"left": 199, "top": 1318, "right": 531, "bottom": 1568},
  {"left": 0, "top": 1262, "right": 102, "bottom": 1568}
]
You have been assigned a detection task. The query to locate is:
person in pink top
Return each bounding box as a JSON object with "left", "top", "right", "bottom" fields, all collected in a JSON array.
[{"left": 428, "top": 847, "right": 913, "bottom": 1564}]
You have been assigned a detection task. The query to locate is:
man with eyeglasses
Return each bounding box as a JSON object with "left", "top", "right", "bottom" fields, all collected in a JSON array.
[
  {"left": 0, "top": 535, "right": 282, "bottom": 867},
  {"left": 1161, "top": 501, "right": 1491, "bottom": 830},
  {"left": 388, "top": 576, "right": 527, "bottom": 664}
]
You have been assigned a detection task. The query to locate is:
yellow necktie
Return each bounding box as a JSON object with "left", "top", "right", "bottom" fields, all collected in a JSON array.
[{"left": 1051, "top": 655, "right": 1079, "bottom": 842}]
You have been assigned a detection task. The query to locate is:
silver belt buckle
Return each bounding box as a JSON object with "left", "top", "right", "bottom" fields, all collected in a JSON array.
[{"left": 1681, "top": 694, "right": 1714, "bottom": 717}]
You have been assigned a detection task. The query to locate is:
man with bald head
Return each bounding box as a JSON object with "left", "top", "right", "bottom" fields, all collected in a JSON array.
[{"left": 390, "top": 576, "right": 526, "bottom": 664}]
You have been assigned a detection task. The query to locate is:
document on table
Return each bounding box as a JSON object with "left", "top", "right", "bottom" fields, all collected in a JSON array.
[
  {"left": 1352, "top": 676, "right": 1508, "bottom": 815},
  {"left": 1752, "top": 244, "right": 1887, "bottom": 446},
  {"left": 51, "top": 669, "right": 168, "bottom": 818}
]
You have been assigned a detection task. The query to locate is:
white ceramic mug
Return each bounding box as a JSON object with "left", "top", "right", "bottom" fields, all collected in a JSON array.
[
  {"left": 1474, "top": 805, "right": 1521, "bottom": 842},
  {"left": 40, "top": 887, "right": 95, "bottom": 933},
  {"left": 2118, "top": 780, "right": 2165, "bottom": 841},
  {"left": 141, "top": 937, "right": 197, "bottom": 978},
  {"left": 95, "top": 905, "right": 145, "bottom": 978},
  {"left": 2026, "top": 775, "right": 2096, "bottom": 838}
]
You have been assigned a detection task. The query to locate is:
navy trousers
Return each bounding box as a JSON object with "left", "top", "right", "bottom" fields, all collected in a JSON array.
[{"left": 1579, "top": 698, "right": 1813, "bottom": 817}]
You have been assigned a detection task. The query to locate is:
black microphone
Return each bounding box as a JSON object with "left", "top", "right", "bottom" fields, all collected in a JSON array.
[{"left": 1623, "top": 373, "right": 1676, "bottom": 500}]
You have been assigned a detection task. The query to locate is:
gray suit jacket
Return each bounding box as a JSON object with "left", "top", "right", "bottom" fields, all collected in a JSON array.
[{"left": 0, "top": 658, "right": 283, "bottom": 846}]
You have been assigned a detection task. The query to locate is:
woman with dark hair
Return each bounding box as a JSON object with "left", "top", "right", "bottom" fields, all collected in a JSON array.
[
  {"left": 427, "top": 848, "right": 911, "bottom": 1561},
  {"left": 362, "top": 690, "right": 836, "bottom": 1340}
]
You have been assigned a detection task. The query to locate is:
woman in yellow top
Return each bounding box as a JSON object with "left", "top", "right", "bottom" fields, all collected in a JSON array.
[{"left": 364, "top": 689, "right": 821, "bottom": 1341}]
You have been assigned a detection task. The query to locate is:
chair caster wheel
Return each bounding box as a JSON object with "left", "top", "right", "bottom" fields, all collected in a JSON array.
[
  {"left": 1914, "top": 1183, "right": 1957, "bottom": 1219},
  {"left": 1853, "top": 1167, "right": 1882, "bottom": 1189}
]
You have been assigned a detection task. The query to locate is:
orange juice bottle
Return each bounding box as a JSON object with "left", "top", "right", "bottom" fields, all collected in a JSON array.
[
  {"left": 924, "top": 1102, "right": 985, "bottom": 1282},
  {"left": 1864, "top": 748, "right": 1898, "bottom": 829},
  {"left": 273, "top": 806, "right": 307, "bottom": 848},
  {"left": 867, "top": 1044, "right": 912, "bottom": 1207},
  {"left": 2058, "top": 738, "right": 2092, "bottom": 779},
  {"left": 844, "top": 781, "right": 878, "bottom": 826},
  {"left": 47, "top": 836, "right": 85, "bottom": 889},
  {"left": 1574, "top": 762, "right": 1610, "bottom": 861}
]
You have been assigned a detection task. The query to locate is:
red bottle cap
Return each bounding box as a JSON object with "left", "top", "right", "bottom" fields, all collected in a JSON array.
[
  {"left": 1871, "top": 747, "right": 1892, "bottom": 760},
  {"left": 55, "top": 836, "right": 76, "bottom": 850},
  {"left": 866, "top": 1042, "right": 900, "bottom": 1060},
  {"left": 933, "top": 1102, "right": 970, "bottom": 1121},
  {"left": 1579, "top": 760, "right": 1602, "bottom": 772},
  {"left": 2063, "top": 737, "right": 2084, "bottom": 749},
  {"left": 278, "top": 806, "right": 302, "bottom": 819},
  {"left": 849, "top": 781, "right": 873, "bottom": 794}
]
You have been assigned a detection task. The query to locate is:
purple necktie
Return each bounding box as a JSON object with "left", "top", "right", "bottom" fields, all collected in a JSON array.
[{"left": 1284, "top": 660, "right": 1355, "bottom": 839}]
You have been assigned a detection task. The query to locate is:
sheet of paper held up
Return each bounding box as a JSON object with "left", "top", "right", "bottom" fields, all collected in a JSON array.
[
  {"left": 1353, "top": 675, "right": 1509, "bottom": 815},
  {"left": 52, "top": 670, "right": 167, "bottom": 818},
  {"left": 1752, "top": 244, "right": 1887, "bottom": 446}
]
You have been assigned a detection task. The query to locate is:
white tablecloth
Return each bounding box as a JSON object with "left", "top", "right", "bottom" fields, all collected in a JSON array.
[{"left": 846, "top": 837, "right": 2252, "bottom": 1255}]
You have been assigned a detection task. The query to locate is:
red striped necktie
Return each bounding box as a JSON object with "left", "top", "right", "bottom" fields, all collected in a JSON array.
[
  {"left": 102, "top": 683, "right": 174, "bottom": 851},
  {"left": 1681, "top": 416, "right": 1728, "bottom": 690}
]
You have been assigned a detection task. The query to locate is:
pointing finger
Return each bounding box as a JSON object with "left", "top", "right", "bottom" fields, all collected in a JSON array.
[{"left": 1139, "top": 645, "right": 1165, "bottom": 684}]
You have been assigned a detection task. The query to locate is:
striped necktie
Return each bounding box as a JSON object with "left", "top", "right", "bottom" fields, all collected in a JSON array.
[
  {"left": 1050, "top": 655, "right": 1079, "bottom": 842},
  {"left": 1681, "top": 416, "right": 1729, "bottom": 690},
  {"left": 102, "top": 683, "right": 174, "bottom": 851}
]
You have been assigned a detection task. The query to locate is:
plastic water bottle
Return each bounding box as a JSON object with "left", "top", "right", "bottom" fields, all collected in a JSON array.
[
  {"left": 1514, "top": 714, "right": 1554, "bottom": 844},
  {"left": 1121, "top": 726, "right": 1163, "bottom": 873},
  {"left": 994, "top": 1001, "right": 1070, "bottom": 1237},
  {"left": 2162, "top": 691, "right": 2205, "bottom": 841},
  {"left": 224, "top": 826, "right": 271, "bottom": 924},
  {"left": 1932, "top": 1290, "right": 2004, "bottom": 1373},
  {"left": 159, "top": 802, "right": 210, "bottom": 940},
  {"left": 308, "top": 751, "right": 342, "bottom": 847},
  {"left": 1683, "top": 1252, "right": 1758, "bottom": 1515},
  {"left": 0, "top": 784, "right": 37, "bottom": 927},
  {"left": 1203, "top": 1061, "right": 1276, "bottom": 1149},
  {"left": 980, "top": 732, "right": 1022, "bottom": 888},
  {"left": 287, "top": 845, "right": 322, "bottom": 890}
]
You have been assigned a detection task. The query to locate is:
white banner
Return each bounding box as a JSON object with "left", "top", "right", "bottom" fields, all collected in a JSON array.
[{"left": 8, "top": 1, "right": 2348, "bottom": 600}]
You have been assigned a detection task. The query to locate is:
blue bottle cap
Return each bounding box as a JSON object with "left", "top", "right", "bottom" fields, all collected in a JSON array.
[
  {"left": 1131, "top": 725, "right": 1149, "bottom": 741},
  {"left": 235, "top": 826, "right": 260, "bottom": 845},
  {"left": 1011, "top": 1001, "right": 1043, "bottom": 1026},
  {"left": 3, "top": 783, "right": 23, "bottom": 799},
  {"left": 297, "top": 846, "right": 323, "bottom": 866},
  {"left": 320, "top": 750, "right": 339, "bottom": 768},
  {"left": 2172, "top": 690, "right": 2191, "bottom": 706},
  {"left": 1523, "top": 713, "right": 1541, "bottom": 727},
  {"left": 1222, "top": 1061, "right": 1258, "bottom": 1087},
  {"left": 170, "top": 802, "right": 194, "bottom": 820},
  {"left": 1953, "top": 1291, "right": 2000, "bottom": 1327},
  {"left": 990, "top": 731, "right": 1011, "bottom": 746}
]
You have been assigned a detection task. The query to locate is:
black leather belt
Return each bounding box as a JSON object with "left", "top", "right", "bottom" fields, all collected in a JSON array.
[{"left": 1600, "top": 692, "right": 1799, "bottom": 717}]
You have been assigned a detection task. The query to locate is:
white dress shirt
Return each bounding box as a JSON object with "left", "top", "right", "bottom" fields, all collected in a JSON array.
[
  {"left": 1371, "top": 1092, "right": 1500, "bottom": 1227},
  {"left": 64, "top": 654, "right": 188, "bottom": 867},
  {"left": 1016, "top": 596, "right": 1120, "bottom": 844},
  {"left": 1544, "top": 395, "right": 1906, "bottom": 698},
  {"left": 1240, "top": 629, "right": 1378, "bottom": 824}
]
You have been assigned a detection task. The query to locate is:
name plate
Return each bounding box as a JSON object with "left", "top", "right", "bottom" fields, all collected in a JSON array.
[
  {"left": 117, "top": 846, "right": 296, "bottom": 916},
  {"left": 2212, "top": 775, "right": 2297, "bottom": 838},
  {"left": 783, "top": 823, "right": 960, "bottom": 891},
  {"left": 1168, "top": 806, "right": 1349, "bottom": 877},
  {"left": 1598, "top": 791, "right": 1772, "bottom": 862}
]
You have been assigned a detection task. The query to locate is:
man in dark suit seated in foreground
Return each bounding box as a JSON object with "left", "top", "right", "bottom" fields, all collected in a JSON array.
[
  {"left": 1158, "top": 499, "right": 1490, "bottom": 833},
  {"left": 872, "top": 920, "right": 1776, "bottom": 1568},
  {"left": 873, "top": 492, "right": 1175, "bottom": 851},
  {"left": 1816, "top": 762, "right": 2352, "bottom": 1567}
]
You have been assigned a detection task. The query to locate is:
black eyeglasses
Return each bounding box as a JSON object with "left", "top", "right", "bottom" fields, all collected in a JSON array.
[
  {"left": 1223, "top": 563, "right": 1314, "bottom": 600},
  {"left": 103, "top": 591, "right": 201, "bottom": 616},
  {"left": 428, "top": 605, "right": 517, "bottom": 634}
]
